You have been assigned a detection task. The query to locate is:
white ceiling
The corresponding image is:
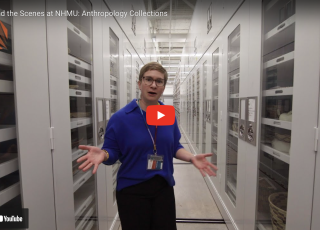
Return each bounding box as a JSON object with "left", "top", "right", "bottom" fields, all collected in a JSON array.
[{"left": 144, "top": 0, "right": 197, "bottom": 85}]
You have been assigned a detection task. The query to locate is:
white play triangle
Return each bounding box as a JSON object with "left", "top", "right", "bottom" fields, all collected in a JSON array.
[{"left": 157, "top": 111, "right": 165, "bottom": 120}]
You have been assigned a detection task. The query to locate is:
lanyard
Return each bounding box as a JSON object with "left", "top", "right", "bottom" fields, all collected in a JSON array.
[{"left": 137, "top": 99, "right": 158, "bottom": 155}]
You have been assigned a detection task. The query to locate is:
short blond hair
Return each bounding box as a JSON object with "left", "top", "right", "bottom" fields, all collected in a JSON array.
[{"left": 139, "top": 62, "right": 168, "bottom": 85}]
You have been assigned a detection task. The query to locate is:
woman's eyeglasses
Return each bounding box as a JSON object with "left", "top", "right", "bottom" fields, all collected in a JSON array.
[{"left": 142, "top": 77, "right": 165, "bottom": 87}]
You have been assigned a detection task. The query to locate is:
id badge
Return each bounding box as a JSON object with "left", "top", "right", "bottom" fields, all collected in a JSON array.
[{"left": 147, "top": 154, "right": 164, "bottom": 170}]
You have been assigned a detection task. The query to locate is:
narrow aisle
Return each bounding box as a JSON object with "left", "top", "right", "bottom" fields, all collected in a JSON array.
[{"left": 173, "top": 133, "right": 228, "bottom": 230}]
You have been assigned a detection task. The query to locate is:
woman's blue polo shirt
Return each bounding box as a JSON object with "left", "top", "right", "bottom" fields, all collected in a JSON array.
[{"left": 102, "top": 99, "right": 184, "bottom": 191}]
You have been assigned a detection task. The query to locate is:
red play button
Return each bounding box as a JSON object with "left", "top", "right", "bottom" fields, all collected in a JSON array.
[{"left": 147, "top": 105, "right": 175, "bottom": 126}]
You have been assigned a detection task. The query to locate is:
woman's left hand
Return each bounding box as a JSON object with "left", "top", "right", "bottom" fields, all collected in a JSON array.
[{"left": 191, "top": 153, "right": 218, "bottom": 177}]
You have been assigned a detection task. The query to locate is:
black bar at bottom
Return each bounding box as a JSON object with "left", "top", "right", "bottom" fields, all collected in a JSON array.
[{"left": 176, "top": 218, "right": 225, "bottom": 224}]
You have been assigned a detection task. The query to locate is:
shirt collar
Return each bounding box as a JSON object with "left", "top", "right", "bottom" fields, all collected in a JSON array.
[{"left": 125, "top": 99, "right": 164, "bottom": 114}]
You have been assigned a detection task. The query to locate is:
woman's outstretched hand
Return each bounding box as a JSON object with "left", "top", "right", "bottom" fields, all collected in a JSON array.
[
  {"left": 191, "top": 153, "right": 218, "bottom": 177},
  {"left": 77, "top": 145, "right": 106, "bottom": 174}
]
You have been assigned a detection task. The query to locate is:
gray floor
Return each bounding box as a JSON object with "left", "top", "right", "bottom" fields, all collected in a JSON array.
[
  {"left": 118, "top": 133, "right": 228, "bottom": 230},
  {"left": 174, "top": 164, "right": 223, "bottom": 219},
  {"left": 176, "top": 223, "right": 229, "bottom": 230},
  {"left": 174, "top": 133, "right": 228, "bottom": 230},
  {"left": 174, "top": 163, "right": 228, "bottom": 230}
]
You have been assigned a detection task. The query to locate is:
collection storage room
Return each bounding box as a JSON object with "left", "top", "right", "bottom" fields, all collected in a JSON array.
[{"left": 0, "top": 0, "right": 320, "bottom": 229}]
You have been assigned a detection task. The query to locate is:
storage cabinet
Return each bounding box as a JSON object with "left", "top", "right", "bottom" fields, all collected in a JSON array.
[
  {"left": 67, "top": 0, "right": 98, "bottom": 229},
  {"left": 101, "top": 6, "right": 124, "bottom": 228},
  {"left": 187, "top": 77, "right": 191, "bottom": 137},
  {"left": 45, "top": 0, "right": 100, "bottom": 228},
  {"left": 255, "top": 0, "right": 320, "bottom": 229},
  {"left": 135, "top": 61, "right": 140, "bottom": 99},
  {"left": 179, "top": 1, "right": 319, "bottom": 230},
  {"left": 0, "top": 0, "right": 21, "bottom": 215},
  {"left": 108, "top": 28, "right": 121, "bottom": 204},
  {"left": 0, "top": 0, "right": 155, "bottom": 229},
  {"left": 192, "top": 73, "right": 196, "bottom": 143},
  {"left": 173, "top": 71, "right": 181, "bottom": 124},
  {"left": 181, "top": 2, "right": 252, "bottom": 229},
  {"left": 256, "top": 1, "right": 295, "bottom": 229},
  {"left": 202, "top": 61, "right": 208, "bottom": 153},
  {"left": 211, "top": 48, "right": 220, "bottom": 167},
  {"left": 196, "top": 68, "right": 200, "bottom": 150},
  {"left": 225, "top": 24, "right": 241, "bottom": 206},
  {"left": 125, "top": 49, "right": 132, "bottom": 104}
]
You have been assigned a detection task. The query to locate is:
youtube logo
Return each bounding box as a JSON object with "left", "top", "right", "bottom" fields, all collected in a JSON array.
[{"left": 147, "top": 105, "right": 175, "bottom": 126}]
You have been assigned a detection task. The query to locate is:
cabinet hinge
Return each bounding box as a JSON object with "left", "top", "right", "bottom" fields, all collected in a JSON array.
[
  {"left": 315, "top": 127, "right": 319, "bottom": 152},
  {"left": 50, "top": 127, "right": 54, "bottom": 150}
]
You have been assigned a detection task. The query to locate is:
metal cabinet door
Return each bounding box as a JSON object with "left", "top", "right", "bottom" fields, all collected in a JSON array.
[
  {"left": 0, "top": 0, "right": 56, "bottom": 229},
  {"left": 218, "top": 1, "right": 251, "bottom": 229},
  {"left": 205, "top": 40, "right": 223, "bottom": 198},
  {"left": 101, "top": 2, "right": 124, "bottom": 229},
  {"left": 256, "top": 0, "right": 320, "bottom": 230},
  {"left": 46, "top": 0, "right": 101, "bottom": 229},
  {"left": 312, "top": 4, "right": 320, "bottom": 228}
]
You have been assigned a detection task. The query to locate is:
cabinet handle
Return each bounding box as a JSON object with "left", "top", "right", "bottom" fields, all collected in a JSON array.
[
  {"left": 272, "top": 151, "right": 280, "bottom": 157},
  {"left": 276, "top": 57, "right": 285, "bottom": 62},
  {"left": 77, "top": 122, "right": 83, "bottom": 126},
  {"left": 74, "top": 60, "right": 81, "bottom": 65},
  {"left": 76, "top": 91, "right": 82, "bottom": 95},
  {"left": 275, "top": 90, "right": 283, "bottom": 94},
  {"left": 78, "top": 178, "right": 86, "bottom": 186},
  {"left": 73, "top": 27, "right": 80, "bottom": 34},
  {"left": 273, "top": 121, "right": 281, "bottom": 125},
  {"left": 277, "top": 23, "right": 286, "bottom": 30},
  {"left": 75, "top": 75, "right": 81, "bottom": 80},
  {"left": 236, "top": 74, "right": 240, "bottom": 77},
  {"left": 78, "top": 150, "right": 84, "bottom": 156}
]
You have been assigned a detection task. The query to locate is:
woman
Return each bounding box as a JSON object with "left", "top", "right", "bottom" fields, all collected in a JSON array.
[{"left": 77, "top": 62, "right": 217, "bottom": 230}]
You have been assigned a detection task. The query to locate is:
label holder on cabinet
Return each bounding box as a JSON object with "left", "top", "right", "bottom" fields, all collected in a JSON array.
[
  {"left": 206, "top": 100, "right": 211, "bottom": 123},
  {"left": 246, "top": 97, "right": 257, "bottom": 146},
  {"left": 239, "top": 98, "right": 247, "bottom": 141},
  {"left": 96, "top": 98, "right": 105, "bottom": 145},
  {"left": 238, "top": 97, "right": 257, "bottom": 146}
]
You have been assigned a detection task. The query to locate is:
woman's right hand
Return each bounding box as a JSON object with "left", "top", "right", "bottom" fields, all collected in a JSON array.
[{"left": 77, "top": 145, "right": 106, "bottom": 174}]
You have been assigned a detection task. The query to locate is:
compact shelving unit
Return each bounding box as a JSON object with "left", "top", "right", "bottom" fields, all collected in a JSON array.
[
  {"left": 0, "top": 1, "right": 22, "bottom": 212},
  {"left": 66, "top": 0, "right": 97, "bottom": 229},
  {"left": 176, "top": 1, "right": 319, "bottom": 229},
  {"left": 256, "top": 0, "right": 295, "bottom": 229},
  {"left": 173, "top": 70, "right": 181, "bottom": 124},
  {"left": 196, "top": 68, "right": 200, "bottom": 149},
  {"left": 211, "top": 48, "right": 220, "bottom": 165},
  {"left": 125, "top": 49, "right": 132, "bottom": 104},
  {"left": 225, "top": 25, "right": 241, "bottom": 206},
  {"left": 109, "top": 28, "right": 121, "bottom": 204},
  {"left": 202, "top": 61, "right": 207, "bottom": 153},
  {"left": 135, "top": 61, "right": 140, "bottom": 99},
  {"left": 187, "top": 77, "right": 191, "bottom": 137},
  {"left": 192, "top": 73, "right": 196, "bottom": 142}
]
